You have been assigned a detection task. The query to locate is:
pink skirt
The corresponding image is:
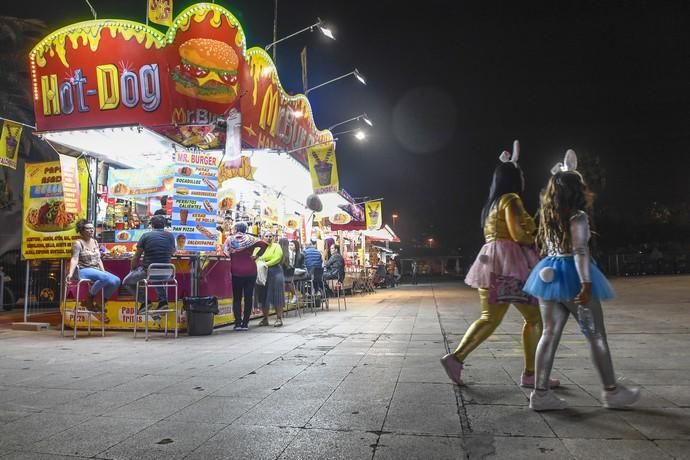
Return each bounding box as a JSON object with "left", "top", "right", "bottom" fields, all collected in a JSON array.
[{"left": 464, "top": 240, "right": 539, "bottom": 289}]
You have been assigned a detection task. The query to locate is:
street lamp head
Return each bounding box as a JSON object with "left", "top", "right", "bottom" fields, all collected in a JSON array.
[
  {"left": 354, "top": 68, "right": 366, "bottom": 85},
  {"left": 361, "top": 114, "right": 373, "bottom": 127},
  {"left": 316, "top": 18, "right": 335, "bottom": 40}
]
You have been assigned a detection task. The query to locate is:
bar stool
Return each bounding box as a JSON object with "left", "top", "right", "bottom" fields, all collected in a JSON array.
[
  {"left": 299, "top": 277, "right": 318, "bottom": 316},
  {"left": 61, "top": 278, "right": 105, "bottom": 340},
  {"left": 133, "top": 263, "right": 179, "bottom": 341},
  {"left": 285, "top": 280, "right": 302, "bottom": 318},
  {"left": 328, "top": 273, "right": 348, "bottom": 312}
]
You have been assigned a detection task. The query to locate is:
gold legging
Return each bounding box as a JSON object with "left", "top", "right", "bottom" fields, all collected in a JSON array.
[{"left": 452, "top": 288, "right": 542, "bottom": 372}]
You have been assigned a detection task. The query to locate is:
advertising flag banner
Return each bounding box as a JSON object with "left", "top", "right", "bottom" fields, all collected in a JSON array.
[
  {"left": 22, "top": 160, "right": 88, "bottom": 259},
  {"left": 365, "top": 200, "right": 383, "bottom": 230},
  {"left": 57, "top": 154, "right": 81, "bottom": 214},
  {"left": 307, "top": 143, "right": 339, "bottom": 194},
  {"left": 0, "top": 121, "right": 22, "bottom": 170},
  {"left": 172, "top": 150, "right": 219, "bottom": 253},
  {"left": 148, "top": 0, "right": 173, "bottom": 26}
]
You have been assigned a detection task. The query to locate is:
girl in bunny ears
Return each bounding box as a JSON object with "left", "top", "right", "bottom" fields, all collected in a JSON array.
[
  {"left": 523, "top": 149, "right": 640, "bottom": 411},
  {"left": 441, "top": 141, "right": 559, "bottom": 389}
]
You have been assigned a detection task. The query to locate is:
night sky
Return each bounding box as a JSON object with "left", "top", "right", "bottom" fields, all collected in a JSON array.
[{"left": 4, "top": 0, "right": 690, "bottom": 257}]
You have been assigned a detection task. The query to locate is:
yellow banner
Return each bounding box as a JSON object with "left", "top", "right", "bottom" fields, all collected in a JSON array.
[
  {"left": 307, "top": 143, "right": 339, "bottom": 194},
  {"left": 22, "top": 160, "right": 88, "bottom": 259},
  {"left": 365, "top": 200, "right": 383, "bottom": 230},
  {"left": 148, "top": 0, "right": 173, "bottom": 26},
  {"left": 0, "top": 121, "right": 22, "bottom": 170}
]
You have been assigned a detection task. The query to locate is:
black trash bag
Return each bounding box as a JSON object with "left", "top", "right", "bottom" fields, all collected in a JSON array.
[
  {"left": 183, "top": 296, "right": 218, "bottom": 336},
  {"left": 183, "top": 296, "right": 219, "bottom": 314}
]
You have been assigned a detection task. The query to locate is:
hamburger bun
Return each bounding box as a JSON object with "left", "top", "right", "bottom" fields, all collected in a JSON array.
[
  {"left": 172, "top": 38, "right": 239, "bottom": 104},
  {"left": 179, "top": 38, "right": 239, "bottom": 71}
]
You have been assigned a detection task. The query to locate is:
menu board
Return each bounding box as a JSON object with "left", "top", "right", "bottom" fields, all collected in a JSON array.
[
  {"left": 171, "top": 150, "right": 219, "bottom": 253},
  {"left": 22, "top": 160, "right": 88, "bottom": 259}
]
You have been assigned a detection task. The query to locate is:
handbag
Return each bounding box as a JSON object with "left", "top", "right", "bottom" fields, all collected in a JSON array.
[
  {"left": 488, "top": 272, "right": 530, "bottom": 304},
  {"left": 487, "top": 200, "right": 532, "bottom": 305},
  {"left": 256, "top": 260, "right": 268, "bottom": 286}
]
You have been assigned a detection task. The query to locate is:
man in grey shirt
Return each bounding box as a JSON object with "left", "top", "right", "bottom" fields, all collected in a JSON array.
[{"left": 123, "top": 215, "right": 176, "bottom": 312}]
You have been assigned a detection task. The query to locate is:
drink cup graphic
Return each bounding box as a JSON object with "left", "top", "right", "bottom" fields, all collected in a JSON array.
[
  {"left": 5, "top": 135, "right": 17, "bottom": 159},
  {"left": 176, "top": 234, "right": 187, "bottom": 251},
  {"left": 315, "top": 162, "right": 333, "bottom": 186},
  {"left": 179, "top": 209, "right": 189, "bottom": 225}
]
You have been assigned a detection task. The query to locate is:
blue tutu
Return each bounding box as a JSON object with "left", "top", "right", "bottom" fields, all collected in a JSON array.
[{"left": 523, "top": 256, "right": 615, "bottom": 301}]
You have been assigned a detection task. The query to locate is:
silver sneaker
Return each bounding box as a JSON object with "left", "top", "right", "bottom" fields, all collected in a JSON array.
[
  {"left": 529, "top": 390, "right": 567, "bottom": 411},
  {"left": 602, "top": 384, "right": 640, "bottom": 409}
]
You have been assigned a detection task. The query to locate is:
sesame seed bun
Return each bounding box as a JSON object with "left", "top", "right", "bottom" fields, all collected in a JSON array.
[{"left": 179, "top": 38, "right": 238, "bottom": 73}]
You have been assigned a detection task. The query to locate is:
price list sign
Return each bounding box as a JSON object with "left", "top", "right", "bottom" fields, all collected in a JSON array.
[{"left": 171, "top": 150, "right": 219, "bottom": 253}]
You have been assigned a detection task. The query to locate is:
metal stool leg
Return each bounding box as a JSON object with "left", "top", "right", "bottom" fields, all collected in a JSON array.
[
  {"left": 100, "top": 288, "right": 105, "bottom": 337},
  {"left": 174, "top": 283, "right": 178, "bottom": 339},
  {"left": 61, "top": 281, "right": 68, "bottom": 337},
  {"left": 292, "top": 281, "right": 301, "bottom": 318},
  {"left": 133, "top": 280, "right": 139, "bottom": 339},
  {"left": 74, "top": 281, "right": 81, "bottom": 340},
  {"left": 144, "top": 281, "right": 150, "bottom": 341}
]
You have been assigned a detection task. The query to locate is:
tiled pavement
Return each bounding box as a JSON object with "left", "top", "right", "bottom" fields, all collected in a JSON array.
[{"left": 0, "top": 276, "right": 688, "bottom": 459}]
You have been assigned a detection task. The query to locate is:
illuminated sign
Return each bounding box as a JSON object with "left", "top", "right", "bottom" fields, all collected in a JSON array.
[{"left": 29, "top": 3, "right": 332, "bottom": 163}]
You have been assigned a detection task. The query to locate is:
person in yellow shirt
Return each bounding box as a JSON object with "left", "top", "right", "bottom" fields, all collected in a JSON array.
[{"left": 255, "top": 232, "right": 286, "bottom": 327}]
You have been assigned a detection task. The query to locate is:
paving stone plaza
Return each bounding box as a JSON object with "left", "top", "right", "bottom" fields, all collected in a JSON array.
[{"left": 0, "top": 276, "right": 688, "bottom": 459}]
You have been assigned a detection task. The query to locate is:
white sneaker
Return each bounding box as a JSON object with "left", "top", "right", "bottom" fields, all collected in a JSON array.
[
  {"left": 529, "top": 390, "right": 567, "bottom": 411},
  {"left": 290, "top": 295, "right": 298, "bottom": 304},
  {"left": 602, "top": 384, "right": 640, "bottom": 409}
]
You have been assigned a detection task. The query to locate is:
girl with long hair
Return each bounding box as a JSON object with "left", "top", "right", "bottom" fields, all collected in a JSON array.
[
  {"left": 441, "top": 141, "right": 558, "bottom": 388},
  {"left": 524, "top": 150, "right": 639, "bottom": 411}
]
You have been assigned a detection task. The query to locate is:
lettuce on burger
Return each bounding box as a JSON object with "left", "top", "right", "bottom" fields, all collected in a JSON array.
[{"left": 172, "top": 38, "right": 239, "bottom": 104}]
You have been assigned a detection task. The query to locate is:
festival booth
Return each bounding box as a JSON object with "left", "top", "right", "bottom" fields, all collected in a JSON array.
[{"left": 27, "top": 3, "right": 352, "bottom": 331}]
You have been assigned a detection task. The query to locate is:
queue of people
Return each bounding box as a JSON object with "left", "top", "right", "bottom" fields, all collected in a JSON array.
[{"left": 440, "top": 142, "right": 640, "bottom": 412}]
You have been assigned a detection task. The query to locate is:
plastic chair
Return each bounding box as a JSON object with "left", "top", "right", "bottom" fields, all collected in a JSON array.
[
  {"left": 61, "top": 278, "right": 105, "bottom": 340},
  {"left": 133, "top": 263, "right": 179, "bottom": 341}
]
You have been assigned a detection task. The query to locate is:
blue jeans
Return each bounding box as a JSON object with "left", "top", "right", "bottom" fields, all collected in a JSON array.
[
  {"left": 79, "top": 267, "right": 121, "bottom": 299},
  {"left": 122, "top": 266, "right": 168, "bottom": 303}
]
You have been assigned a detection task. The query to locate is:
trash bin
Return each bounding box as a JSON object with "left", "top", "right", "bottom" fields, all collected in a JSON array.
[{"left": 183, "top": 296, "right": 219, "bottom": 336}]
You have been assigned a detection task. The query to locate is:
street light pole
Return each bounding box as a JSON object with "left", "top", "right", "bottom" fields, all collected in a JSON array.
[
  {"left": 265, "top": 17, "right": 334, "bottom": 52},
  {"left": 305, "top": 69, "right": 366, "bottom": 95}
]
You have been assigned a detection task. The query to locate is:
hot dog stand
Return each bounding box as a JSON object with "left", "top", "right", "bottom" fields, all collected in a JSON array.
[{"left": 26, "top": 2, "right": 356, "bottom": 331}]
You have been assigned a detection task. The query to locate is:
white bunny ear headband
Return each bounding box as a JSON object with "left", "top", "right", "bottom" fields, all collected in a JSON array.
[
  {"left": 499, "top": 140, "right": 520, "bottom": 167},
  {"left": 550, "top": 149, "right": 578, "bottom": 175}
]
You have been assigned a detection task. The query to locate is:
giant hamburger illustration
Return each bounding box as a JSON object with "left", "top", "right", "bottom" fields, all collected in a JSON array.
[{"left": 172, "top": 38, "right": 239, "bottom": 104}]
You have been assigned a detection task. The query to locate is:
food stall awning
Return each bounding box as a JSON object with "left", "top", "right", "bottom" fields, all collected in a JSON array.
[
  {"left": 39, "top": 125, "right": 179, "bottom": 169},
  {"left": 363, "top": 224, "right": 400, "bottom": 243},
  {"left": 240, "top": 149, "right": 350, "bottom": 215}
]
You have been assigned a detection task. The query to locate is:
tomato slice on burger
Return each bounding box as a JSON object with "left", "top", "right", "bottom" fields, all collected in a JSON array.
[{"left": 220, "top": 72, "right": 238, "bottom": 85}]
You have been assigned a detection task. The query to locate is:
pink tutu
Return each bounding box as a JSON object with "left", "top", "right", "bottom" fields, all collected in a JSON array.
[{"left": 464, "top": 240, "right": 539, "bottom": 289}]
